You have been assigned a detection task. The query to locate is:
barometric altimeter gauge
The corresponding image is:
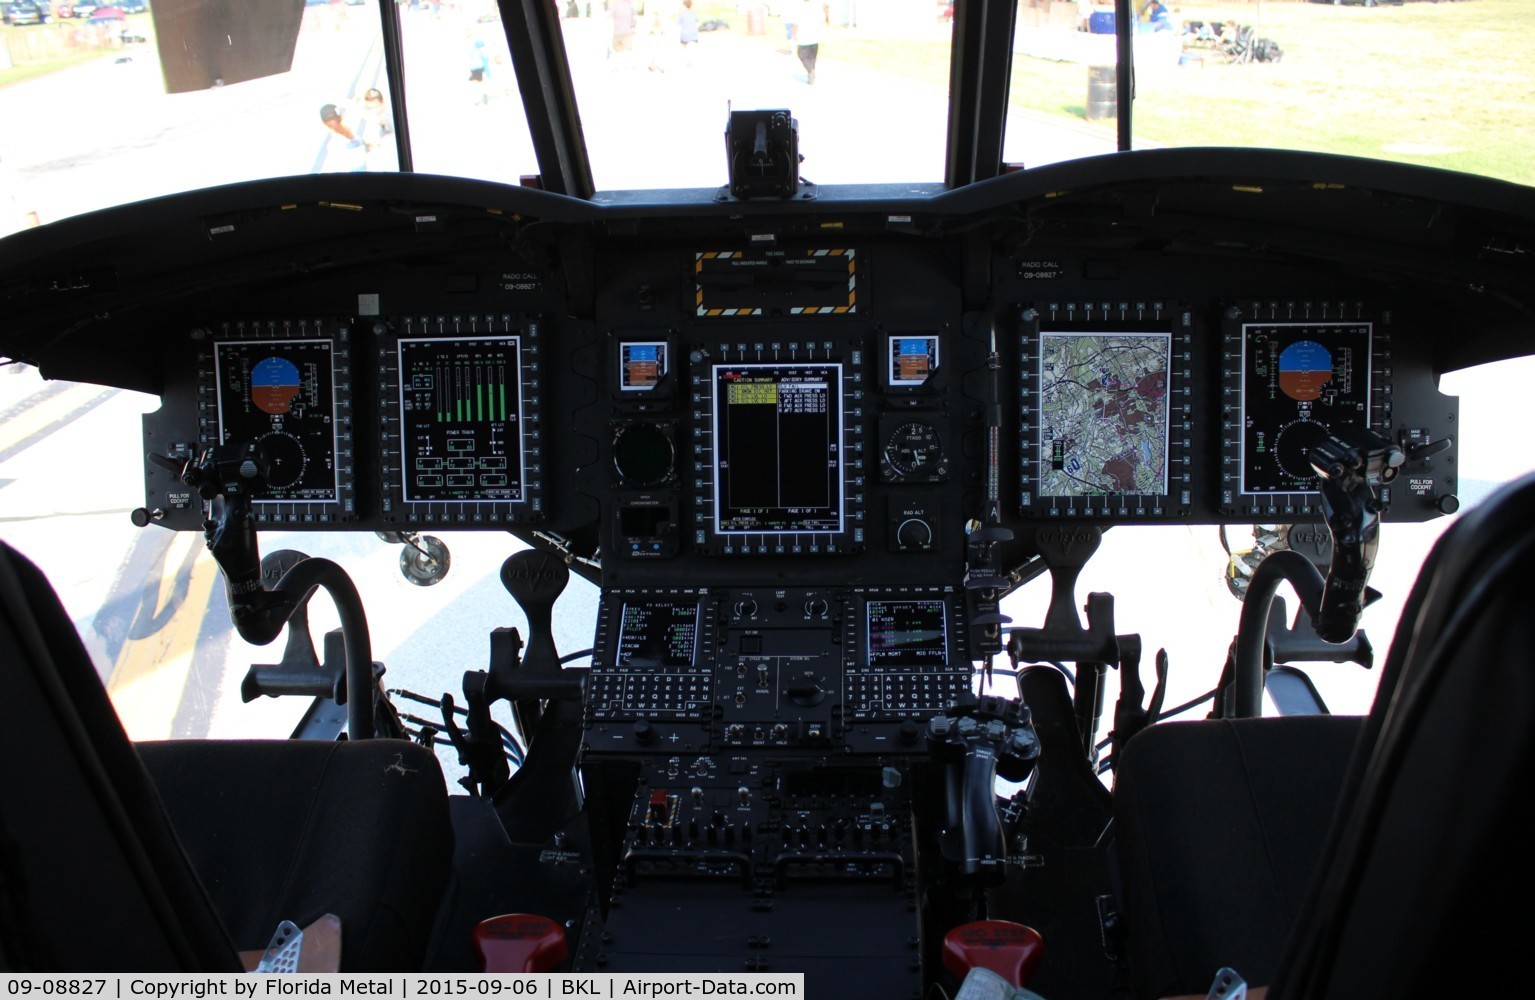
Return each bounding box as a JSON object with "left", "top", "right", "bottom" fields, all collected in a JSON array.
[{"left": 880, "top": 419, "right": 947, "bottom": 481}]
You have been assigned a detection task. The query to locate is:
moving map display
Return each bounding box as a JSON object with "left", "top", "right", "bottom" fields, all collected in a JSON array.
[{"left": 1036, "top": 332, "right": 1171, "bottom": 498}]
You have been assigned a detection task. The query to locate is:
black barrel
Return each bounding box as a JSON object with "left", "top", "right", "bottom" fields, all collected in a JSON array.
[{"left": 1086, "top": 64, "right": 1116, "bottom": 122}]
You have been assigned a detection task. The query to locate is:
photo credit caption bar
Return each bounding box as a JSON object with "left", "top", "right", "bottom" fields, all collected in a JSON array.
[{"left": 2, "top": 977, "right": 803, "bottom": 999}]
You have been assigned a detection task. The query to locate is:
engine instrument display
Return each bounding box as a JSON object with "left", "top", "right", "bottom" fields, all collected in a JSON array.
[
  {"left": 399, "top": 335, "right": 525, "bottom": 504},
  {"left": 1019, "top": 305, "right": 1191, "bottom": 517},
  {"left": 378, "top": 317, "right": 544, "bottom": 524},
  {"left": 866, "top": 600, "right": 949, "bottom": 666},
  {"left": 210, "top": 333, "right": 347, "bottom": 510},
  {"left": 1229, "top": 317, "right": 1376, "bottom": 498}
]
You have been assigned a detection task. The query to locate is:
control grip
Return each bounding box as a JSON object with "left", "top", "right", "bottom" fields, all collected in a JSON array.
[{"left": 950, "top": 744, "right": 1005, "bottom": 883}]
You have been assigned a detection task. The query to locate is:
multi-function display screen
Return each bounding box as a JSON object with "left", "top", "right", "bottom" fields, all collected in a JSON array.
[
  {"left": 1239, "top": 322, "right": 1372, "bottom": 494},
  {"left": 712, "top": 362, "right": 844, "bottom": 535},
  {"left": 866, "top": 600, "right": 949, "bottom": 666},
  {"left": 614, "top": 601, "right": 700, "bottom": 668},
  {"left": 1037, "top": 332, "right": 1171, "bottom": 498},
  {"left": 213, "top": 339, "right": 339, "bottom": 503},
  {"left": 398, "top": 335, "right": 524, "bottom": 504}
]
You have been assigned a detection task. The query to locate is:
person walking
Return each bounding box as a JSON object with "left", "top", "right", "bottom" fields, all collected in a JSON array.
[{"left": 793, "top": 0, "right": 824, "bottom": 85}]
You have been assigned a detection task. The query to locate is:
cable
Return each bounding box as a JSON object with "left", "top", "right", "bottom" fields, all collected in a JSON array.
[
  {"left": 559, "top": 648, "right": 594, "bottom": 664},
  {"left": 1152, "top": 687, "right": 1218, "bottom": 724}
]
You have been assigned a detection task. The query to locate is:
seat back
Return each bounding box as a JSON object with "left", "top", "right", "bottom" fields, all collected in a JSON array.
[
  {"left": 1113, "top": 470, "right": 1535, "bottom": 997},
  {"left": 1270, "top": 470, "right": 1535, "bottom": 998},
  {"left": 0, "top": 541, "right": 240, "bottom": 971}
]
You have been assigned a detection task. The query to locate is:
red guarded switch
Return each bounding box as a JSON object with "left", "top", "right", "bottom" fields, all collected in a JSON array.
[
  {"left": 473, "top": 914, "right": 569, "bottom": 973},
  {"left": 941, "top": 920, "right": 1044, "bottom": 988}
]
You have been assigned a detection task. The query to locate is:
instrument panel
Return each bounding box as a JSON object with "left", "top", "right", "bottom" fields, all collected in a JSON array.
[{"left": 139, "top": 221, "right": 1460, "bottom": 584}]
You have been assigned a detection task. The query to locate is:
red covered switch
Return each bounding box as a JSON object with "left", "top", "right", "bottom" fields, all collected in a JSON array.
[
  {"left": 473, "top": 914, "right": 569, "bottom": 973},
  {"left": 942, "top": 920, "right": 1044, "bottom": 988}
]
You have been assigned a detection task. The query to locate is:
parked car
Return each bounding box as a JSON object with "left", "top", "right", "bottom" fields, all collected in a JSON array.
[
  {"left": 69, "top": 0, "right": 97, "bottom": 16},
  {"left": 2, "top": 0, "right": 53, "bottom": 24}
]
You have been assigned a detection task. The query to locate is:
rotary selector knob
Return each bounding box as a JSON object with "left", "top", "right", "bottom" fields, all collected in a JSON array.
[
  {"left": 897, "top": 518, "right": 934, "bottom": 549},
  {"left": 734, "top": 598, "right": 758, "bottom": 619},
  {"left": 804, "top": 597, "right": 828, "bottom": 617}
]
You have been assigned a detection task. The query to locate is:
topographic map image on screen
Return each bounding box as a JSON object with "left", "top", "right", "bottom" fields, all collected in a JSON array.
[{"left": 1038, "top": 332, "right": 1171, "bottom": 497}]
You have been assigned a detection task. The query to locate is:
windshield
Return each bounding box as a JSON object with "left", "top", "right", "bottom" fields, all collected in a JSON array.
[{"left": 3, "top": 0, "right": 1533, "bottom": 231}]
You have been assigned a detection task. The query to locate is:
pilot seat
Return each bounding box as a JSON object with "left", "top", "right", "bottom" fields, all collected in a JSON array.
[
  {"left": 0, "top": 540, "right": 454, "bottom": 971},
  {"left": 1111, "top": 470, "right": 1535, "bottom": 998}
]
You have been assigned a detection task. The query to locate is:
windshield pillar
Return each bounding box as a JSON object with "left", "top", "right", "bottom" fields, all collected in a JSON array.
[
  {"left": 496, "top": 0, "right": 594, "bottom": 198},
  {"left": 1115, "top": 0, "right": 1133, "bottom": 151},
  {"left": 946, "top": 0, "right": 1020, "bottom": 186},
  {"left": 377, "top": 0, "right": 414, "bottom": 172}
]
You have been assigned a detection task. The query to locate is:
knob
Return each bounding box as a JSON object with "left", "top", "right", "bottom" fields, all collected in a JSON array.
[
  {"left": 1437, "top": 493, "right": 1460, "bottom": 515},
  {"left": 897, "top": 518, "right": 933, "bottom": 549},
  {"left": 633, "top": 720, "right": 655, "bottom": 745},
  {"left": 129, "top": 507, "right": 165, "bottom": 527},
  {"left": 734, "top": 599, "right": 758, "bottom": 618},
  {"left": 804, "top": 597, "right": 828, "bottom": 617}
]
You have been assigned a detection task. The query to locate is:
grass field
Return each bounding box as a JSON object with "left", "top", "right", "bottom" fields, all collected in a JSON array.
[
  {"left": 5, "top": 0, "right": 1530, "bottom": 186},
  {"left": 827, "top": 0, "right": 1535, "bottom": 186}
]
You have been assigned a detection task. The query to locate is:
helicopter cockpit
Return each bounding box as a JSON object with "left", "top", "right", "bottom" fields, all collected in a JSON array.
[{"left": 2, "top": 1, "right": 1533, "bottom": 997}]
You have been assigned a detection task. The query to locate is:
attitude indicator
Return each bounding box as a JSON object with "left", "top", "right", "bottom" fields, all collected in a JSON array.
[
  {"left": 1239, "top": 321, "right": 1373, "bottom": 494},
  {"left": 213, "top": 339, "right": 339, "bottom": 502}
]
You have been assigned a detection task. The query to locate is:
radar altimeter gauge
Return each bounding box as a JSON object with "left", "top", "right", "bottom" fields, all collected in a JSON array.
[{"left": 880, "top": 419, "right": 947, "bottom": 483}]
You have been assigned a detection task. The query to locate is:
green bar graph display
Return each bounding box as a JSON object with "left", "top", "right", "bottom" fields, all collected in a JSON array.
[{"left": 400, "top": 335, "right": 524, "bottom": 504}]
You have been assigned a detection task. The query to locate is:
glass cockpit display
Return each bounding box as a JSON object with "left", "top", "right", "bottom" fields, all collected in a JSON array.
[
  {"left": 1237, "top": 322, "right": 1373, "bottom": 495},
  {"left": 398, "top": 335, "right": 524, "bottom": 504},
  {"left": 866, "top": 600, "right": 948, "bottom": 666},
  {"left": 1036, "top": 332, "right": 1171, "bottom": 497},
  {"left": 614, "top": 601, "right": 700, "bottom": 668},
  {"left": 712, "top": 362, "right": 844, "bottom": 535},
  {"left": 213, "top": 339, "right": 340, "bottom": 503},
  {"left": 1019, "top": 306, "right": 1191, "bottom": 517}
]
